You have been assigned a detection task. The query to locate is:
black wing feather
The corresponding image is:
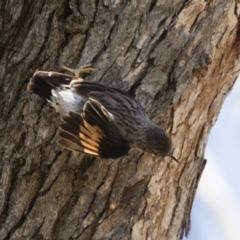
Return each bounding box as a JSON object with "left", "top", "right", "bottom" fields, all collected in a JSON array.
[{"left": 58, "top": 99, "right": 130, "bottom": 159}]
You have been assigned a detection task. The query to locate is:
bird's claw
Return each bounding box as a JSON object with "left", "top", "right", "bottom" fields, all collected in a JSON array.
[{"left": 60, "top": 64, "right": 96, "bottom": 77}]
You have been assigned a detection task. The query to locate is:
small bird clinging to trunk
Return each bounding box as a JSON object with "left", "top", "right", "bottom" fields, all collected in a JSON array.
[{"left": 27, "top": 65, "right": 177, "bottom": 161}]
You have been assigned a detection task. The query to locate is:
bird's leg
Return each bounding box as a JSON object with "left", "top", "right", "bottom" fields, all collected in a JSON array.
[{"left": 60, "top": 64, "right": 96, "bottom": 77}]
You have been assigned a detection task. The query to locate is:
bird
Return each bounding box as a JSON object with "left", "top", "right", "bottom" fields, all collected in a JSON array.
[{"left": 27, "top": 65, "right": 177, "bottom": 161}]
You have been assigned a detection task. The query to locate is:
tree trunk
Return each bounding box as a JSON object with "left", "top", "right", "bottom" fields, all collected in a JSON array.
[{"left": 0, "top": 1, "right": 239, "bottom": 239}]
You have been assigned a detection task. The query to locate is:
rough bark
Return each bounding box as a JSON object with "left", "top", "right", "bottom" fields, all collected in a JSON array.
[{"left": 0, "top": 0, "right": 239, "bottom": 239}]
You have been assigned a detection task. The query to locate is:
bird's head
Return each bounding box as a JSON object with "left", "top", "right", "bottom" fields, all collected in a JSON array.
[{"left": 145, "top": 125, "right": 178, "bottom": 162}]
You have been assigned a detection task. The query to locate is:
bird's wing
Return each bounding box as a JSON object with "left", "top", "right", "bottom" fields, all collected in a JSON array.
[
  {"left": 71, "top": 80, "right": 135, "bottom": 100},
  {"left": 58, "top": 99, "right": 130, "bottom": 159}
]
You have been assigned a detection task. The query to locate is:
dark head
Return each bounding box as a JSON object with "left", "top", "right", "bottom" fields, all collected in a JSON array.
[{"left": 145, "top": 125, "right": 178, "bottom": 162}]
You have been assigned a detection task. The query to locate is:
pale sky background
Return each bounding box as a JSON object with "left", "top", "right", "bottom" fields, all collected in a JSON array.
[{"left": 184, "top": 78, "right": 240, "bottom": 240}]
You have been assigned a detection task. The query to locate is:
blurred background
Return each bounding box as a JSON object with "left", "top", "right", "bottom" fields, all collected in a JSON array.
[{"left": 184, "top": 78, "right": 240, "bottom": 240}]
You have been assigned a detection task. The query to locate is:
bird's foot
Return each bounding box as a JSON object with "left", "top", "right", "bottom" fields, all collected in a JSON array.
[{"left": 60, "top": 64, "right": 96, "bottom": 77}]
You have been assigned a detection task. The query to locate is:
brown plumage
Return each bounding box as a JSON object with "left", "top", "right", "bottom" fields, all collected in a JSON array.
[{"left": 27, "top": 68, "right": 177, "bottom": 161}]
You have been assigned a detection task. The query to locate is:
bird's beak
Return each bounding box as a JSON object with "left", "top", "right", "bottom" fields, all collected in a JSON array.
[{"left": 170, "top": 154, "right": 179, "bottom": 163}]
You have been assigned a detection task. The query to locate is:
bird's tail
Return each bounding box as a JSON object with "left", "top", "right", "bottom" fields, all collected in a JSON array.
[{"left": 27, "top": 71, "right": 79, "bottom": 100}]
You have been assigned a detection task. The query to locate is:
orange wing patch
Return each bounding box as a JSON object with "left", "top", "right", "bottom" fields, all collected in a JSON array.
[
  {"left": 58, "top": 113, "right": 106, "bottom": 157},
  {"left": 58, "top": 99, "right": 130, "bottom": 159}
]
